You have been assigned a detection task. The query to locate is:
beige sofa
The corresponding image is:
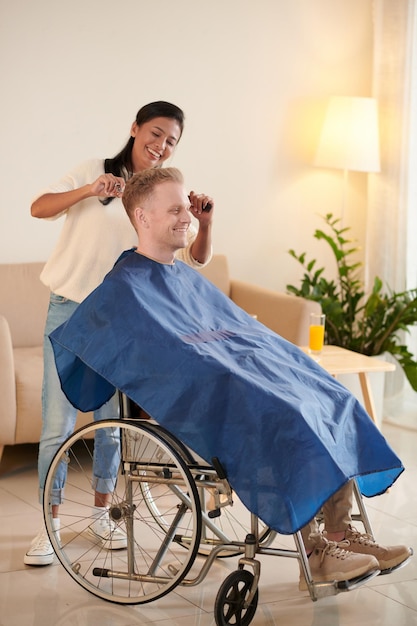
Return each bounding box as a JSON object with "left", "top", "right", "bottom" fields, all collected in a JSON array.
[{"left": 0, "top": 256, "right": 319, "bottom": 463}]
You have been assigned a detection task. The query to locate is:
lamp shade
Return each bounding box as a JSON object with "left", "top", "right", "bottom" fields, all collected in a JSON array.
[{"left": 314, "top": 97, "right": 380, "bottom": 173}]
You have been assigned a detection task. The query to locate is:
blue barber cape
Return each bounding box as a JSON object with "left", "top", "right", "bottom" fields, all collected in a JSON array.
[{"left": 50, "top": 251, "right": 403, "bottom": 534}]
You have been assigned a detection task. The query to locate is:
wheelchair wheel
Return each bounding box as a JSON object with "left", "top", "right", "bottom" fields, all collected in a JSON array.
[
  {"left": 214, "top": 569, "right": 259, "bottom": 626},
  {"left": 43, "top": 420, "right": 202, "bottom": 604}
]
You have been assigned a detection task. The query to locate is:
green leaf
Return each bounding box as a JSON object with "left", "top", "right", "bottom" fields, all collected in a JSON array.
[{"left": 286, "top": 213, "right": 417, "bottom": 388}]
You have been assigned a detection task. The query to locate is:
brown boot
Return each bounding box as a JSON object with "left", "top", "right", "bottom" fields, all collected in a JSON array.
[
  {"left": 344, "top": 526, "right": 413, "bottom": 573},
  {"left": 299, "top": 532, "right": 379, "bottom": 591}
]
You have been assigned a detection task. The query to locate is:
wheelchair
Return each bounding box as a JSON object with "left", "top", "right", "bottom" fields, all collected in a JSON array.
[{"left": 43, "top": 394, "right": 380, "bottom": 626}]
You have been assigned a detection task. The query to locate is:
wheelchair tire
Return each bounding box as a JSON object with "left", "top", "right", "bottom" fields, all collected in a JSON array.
[
  {"left": 214, "top": 569, "right": 259, "bottom": 626},
  {"left": 43, "top": 419, "right": 202, "bottom": 604}
]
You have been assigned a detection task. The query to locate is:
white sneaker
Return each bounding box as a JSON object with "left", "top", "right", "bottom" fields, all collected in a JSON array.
[
  {"left": 88, "top": 507, "right": 127, "bottom": 550},
  {"left": 24, "top": 518, "right": 61, "bottom": 566}
]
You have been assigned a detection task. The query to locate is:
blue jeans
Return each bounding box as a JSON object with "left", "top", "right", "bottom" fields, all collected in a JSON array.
[{"left": 38, "top": 293, "right": 120, "bottom": 505}]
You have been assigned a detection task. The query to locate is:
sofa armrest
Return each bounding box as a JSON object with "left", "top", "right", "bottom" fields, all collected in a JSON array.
[
  {"left": 230, "top": 279, "right": 321, "bottom": 345},
  {"left": 0, "top": 315, "right": 17, "bottom": 443},
  {"left": 198, "top": 254, "right": 231, "bottom": 295}
]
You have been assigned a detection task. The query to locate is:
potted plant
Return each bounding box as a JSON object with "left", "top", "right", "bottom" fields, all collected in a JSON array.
[{"left": 286, "top": 213, "right": 417, "bottom": 392}]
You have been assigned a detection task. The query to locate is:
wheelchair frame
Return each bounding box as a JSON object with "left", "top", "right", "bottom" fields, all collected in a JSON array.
[{"left": 43, "top": 395, "right": 379, "bottom": 626}]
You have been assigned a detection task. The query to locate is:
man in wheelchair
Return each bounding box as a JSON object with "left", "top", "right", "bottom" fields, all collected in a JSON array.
[{"left": 50, "top": 167, "right": 412, "bottom": 589}]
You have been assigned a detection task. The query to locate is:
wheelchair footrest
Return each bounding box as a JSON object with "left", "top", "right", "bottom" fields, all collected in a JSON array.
[{"left": 336, "top": 567, "right": 380, "bottom": 591}]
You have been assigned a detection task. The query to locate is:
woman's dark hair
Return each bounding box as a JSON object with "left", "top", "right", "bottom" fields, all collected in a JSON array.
[{"left": 106, "top": 101, "right": 185, "bottom": 178}]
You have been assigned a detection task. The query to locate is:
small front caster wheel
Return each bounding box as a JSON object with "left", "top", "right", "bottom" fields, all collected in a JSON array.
[{"left": 214, "top": 569, "right": 258, "bottom": 626}]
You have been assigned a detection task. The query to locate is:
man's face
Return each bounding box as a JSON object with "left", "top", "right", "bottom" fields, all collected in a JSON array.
[{"left": 141, "top": 181, "right": 191, "bottom": 254}]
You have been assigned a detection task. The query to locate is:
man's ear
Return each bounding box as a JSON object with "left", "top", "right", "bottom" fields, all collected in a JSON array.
[{"left": 134, "top": 206, "right": 149, "bottom": 228}]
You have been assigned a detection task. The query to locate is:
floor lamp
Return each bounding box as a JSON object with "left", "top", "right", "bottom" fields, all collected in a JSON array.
[{"left": 314, "top": 97, "right": 381, "bottom": 226}]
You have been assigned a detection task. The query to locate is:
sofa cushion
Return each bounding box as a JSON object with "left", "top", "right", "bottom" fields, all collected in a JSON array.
[
  {"left": 14, "top": 347, "right": 44, "bottom": 444},
  {"left": 0, "top": 262, "right": 49, "bottom": 348},
  {"left": 198, "top": 254, "right": 231, "bottom": 295},
  {"left": 13, "top": 346, "right": 94, "bottom": 445}
]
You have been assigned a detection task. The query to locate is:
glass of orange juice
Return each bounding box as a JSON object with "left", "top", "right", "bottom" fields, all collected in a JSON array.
[{"left": 309, "top": 313, "right": 325, "bottom": 360}]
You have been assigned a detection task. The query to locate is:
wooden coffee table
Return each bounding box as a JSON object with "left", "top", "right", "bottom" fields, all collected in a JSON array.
[{"left": 301, "top": 345, "right": 395, "bottom": 425}]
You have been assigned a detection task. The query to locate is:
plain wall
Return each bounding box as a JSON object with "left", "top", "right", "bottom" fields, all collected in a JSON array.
[{"left": 0, "top": 0, "right": 373, "bottom": 291}]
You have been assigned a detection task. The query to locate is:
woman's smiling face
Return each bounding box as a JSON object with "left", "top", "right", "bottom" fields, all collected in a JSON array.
[{"left": 130, "top": 117, "right": 182, "bottom": 172}]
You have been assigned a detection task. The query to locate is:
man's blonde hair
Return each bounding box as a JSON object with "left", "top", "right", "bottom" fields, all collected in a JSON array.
[{"left": 122, "top": 167, "right": 184, "bottom": 226}]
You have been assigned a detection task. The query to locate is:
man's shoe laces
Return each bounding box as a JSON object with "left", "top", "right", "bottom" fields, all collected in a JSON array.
[
  {"left": 347, "top": 527, "right": 377, "bottom": 547},
  {"left": 317, "top": 538, "right": 351, "bottom": 565}
]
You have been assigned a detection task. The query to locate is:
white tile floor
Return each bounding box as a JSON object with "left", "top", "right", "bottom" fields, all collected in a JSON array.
[{"left": 1, "top": 420, "right": 416, "bottom": 626}]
